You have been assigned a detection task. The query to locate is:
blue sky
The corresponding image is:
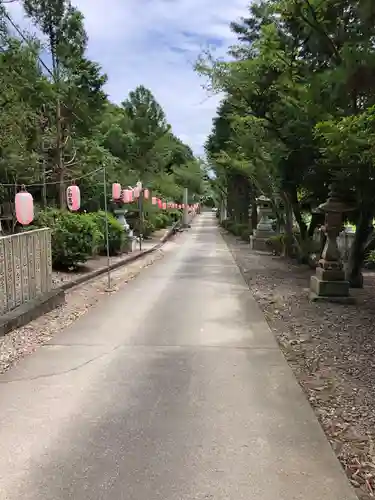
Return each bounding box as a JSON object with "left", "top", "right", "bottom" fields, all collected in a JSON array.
[{"left": 7, "top": 0, "right": 250, "bottom": 156}]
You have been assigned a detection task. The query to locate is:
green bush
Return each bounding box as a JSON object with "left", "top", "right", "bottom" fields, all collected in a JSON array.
[
  {"left": 365, "top": 250, "right": 375, "bottom": 269},
  {"left": 34, "top": 207, "right": 61, "bottom": 228},
  {"left": 51, "top": 212, "right": 101, "bottom": 269},
  {"left": 240, "top": 227, "right": 251, "bottom": 242},
  {"left": 221, "top": 219, "right": 250, "bottom": 240},
  {"left": 131, "top": 217, "right": 155, "bottom": 238},
  {"left": 266, "top": 233, "right": 317, "bottom": 259},
  {"left": 220, "top": 219, "right": 230, "bottom": 230},
  {"left": 168, "top": 209, "right": 181, "bottom": 223},
  {"left": 89, "top": 211, "right": 126, "bottom": 255},
  {"left": 154, "top": 213, "right": 170, "bottom": 229},
  {"left": 23, "top": 207, "right": 61, "bottom": 232},
  {"left": 266, "top": 234, "right": 285, "bottom": 255}
]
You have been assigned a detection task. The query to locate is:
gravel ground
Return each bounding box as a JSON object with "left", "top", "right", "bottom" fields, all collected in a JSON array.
[
  {"left": 0, "top": 249, "right": 165, "bottom": 374},
  {"left": 222, "top": 231, "right": 375, "bottom": 500}
]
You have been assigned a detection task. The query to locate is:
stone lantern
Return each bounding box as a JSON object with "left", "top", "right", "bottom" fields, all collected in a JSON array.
[
  {"left": 309, "top": 184, "right": 355, "bottom": 302},
  {"left": 250, "top": 195, "right": 276, "bottom": 251}
]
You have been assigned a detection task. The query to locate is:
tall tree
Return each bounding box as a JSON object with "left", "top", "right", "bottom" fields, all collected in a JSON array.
[{"left": 22, "top": 0, "right": 107, "bottom": 207}]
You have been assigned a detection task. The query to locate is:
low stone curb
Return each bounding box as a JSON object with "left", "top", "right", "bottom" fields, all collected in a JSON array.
[{"left": 0, "top": 289, "right": 65, "bottom": 338}]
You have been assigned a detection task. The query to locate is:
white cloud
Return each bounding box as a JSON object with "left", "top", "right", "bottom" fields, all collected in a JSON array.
[{"left": 6, "top": 0, "right": 250, "bottom": 155}]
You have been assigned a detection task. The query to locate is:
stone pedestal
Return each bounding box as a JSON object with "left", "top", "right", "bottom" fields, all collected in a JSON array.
[
  {"left": 309, "top": 186, "right": 355, "bottom": 303},
  {"left": 310, "top": 268, "right": 352, "bottom": 303},
  {"left": 250, "top": 195, "right": 276, "bottom": 250},
  {"left": 113, "top": 208, "right": 135, "bottom": 252},
  {"left": 250, "top": 230, "right": 276, "bottom": 251}
]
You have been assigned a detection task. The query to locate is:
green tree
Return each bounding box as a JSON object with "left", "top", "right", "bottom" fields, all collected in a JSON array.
[{"left": 22, "top": 0, "right": 107, "bottom": 207}]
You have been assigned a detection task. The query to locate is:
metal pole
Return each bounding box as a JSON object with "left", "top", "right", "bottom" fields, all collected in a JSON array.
[
  {"left": 139, "top": 189, "right": 143, "bottom": 251},
  {"left": 103, "top": 166, "right": 112, "bottom": 292},
  {"left": 183, "top": 187, "right": 188, "bottom": 227}
]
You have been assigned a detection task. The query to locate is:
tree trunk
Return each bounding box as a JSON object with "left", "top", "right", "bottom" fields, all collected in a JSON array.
[
  {"left": 227, "top": 172, "right": 250, "bottom": 223},
  {"left": 288, "top": 184, "right": 307, "bottom": 239},
  {"left": 346, "top": 208, "right": 373, "bottom": 288},
  {"left": 219, "top": 196, "right": 227, "bottom": 223},
  {"left": 250, "top": 202, "right": 257, "bottom": 234},
  {"left": 234, "top": 173, "right": 250, "bottom": 223},
  {"left": 281, "top": 191, "right": 299, "bottom": 258},
  {"left": 226, "top": 174, "right": 236, "bottom": 220},
  {"left": 308, "top": 211, "right": 324, "bottom": 238}
]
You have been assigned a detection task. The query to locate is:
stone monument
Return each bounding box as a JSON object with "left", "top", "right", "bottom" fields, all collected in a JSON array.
[
  {"left": 113, "top": 208, "right": 136, "bottom": 252},
  {"left": 309, "top": 184, "right": 355, "bottom": 303},
  {"left": 250, "top": 195, "right": 276, "bottom": 251}
]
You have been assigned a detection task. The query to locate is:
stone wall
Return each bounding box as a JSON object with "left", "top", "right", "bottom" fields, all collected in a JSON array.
[{"left": 0, "top": 228, "right": 52, "bottom": 315}]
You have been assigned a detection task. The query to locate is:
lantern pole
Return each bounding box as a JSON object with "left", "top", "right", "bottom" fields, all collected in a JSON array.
[
  {"left": 183, "top": 187, "right": 189, "bottom": 227},
  {"left": 139, "top": 188, "right": 143, "bottom": 251},
  {"left": 136, "top": 180, "right": 143, "bottom": 252},
  {"left": 103, "top": 165, "right": 112, "bottom": 292}
]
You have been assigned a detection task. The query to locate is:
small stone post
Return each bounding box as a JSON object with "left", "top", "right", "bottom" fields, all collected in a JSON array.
[
  {"left": 309, "top": 185, "right": 355, "bottom": 303},
  {"left": 250, "top": 195, "right": 276, "bottom": 251}
]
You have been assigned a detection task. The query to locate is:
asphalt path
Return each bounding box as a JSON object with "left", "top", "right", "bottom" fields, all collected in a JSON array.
[{"left": 0, "top": 213, "right": 356, "bottom": 500}]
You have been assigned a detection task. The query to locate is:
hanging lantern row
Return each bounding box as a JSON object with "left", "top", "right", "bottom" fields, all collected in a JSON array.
[
  {"left": 14, "top": 181, "right": 201, "bottom": 227},
  {"left": 111, "top": 182, "right": 199, "bottom": 212},
  {"left": 15, "top": 181, "right": 83, "bottom": 226}
]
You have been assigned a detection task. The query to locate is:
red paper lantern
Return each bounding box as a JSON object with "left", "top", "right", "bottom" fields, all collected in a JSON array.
[
  {"left": 144, "top": 188, "right": 149, "bottom": 200},
  {"left": 152, "top": 196, "right": 157, "bottom": 205},
  {"left": 162, "top": 202, "right": 167, "bottom": 209},
  {"left": 112, "top": 183, "right": 121, "bottom": 200},
  {"left": 67, "top": 184, "right": 80, "bottom": 211},
  {"left": 157, "top": 199, "right": 162, "bottom": 208},
  {"left": 15, "top": 190, "right": 34, "bottom": 225},
  {"left": 133, "top": 187, "right": 140, "bottom": 199}
]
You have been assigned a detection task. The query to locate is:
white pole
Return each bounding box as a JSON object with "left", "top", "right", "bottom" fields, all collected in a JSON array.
[{"left": 183, "top": 187, "right": 188, "bottom": 227}]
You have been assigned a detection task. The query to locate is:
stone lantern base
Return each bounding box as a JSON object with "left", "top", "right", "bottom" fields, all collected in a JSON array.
[
  {"left": 250, "top": 228, "right": 276, "bottom": 251},
  {"left": 309, "top": 266, "right": 355, "bottom": 303}
]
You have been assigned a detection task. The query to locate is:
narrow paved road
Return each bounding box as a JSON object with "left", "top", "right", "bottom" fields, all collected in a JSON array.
[{"left": 0, "top": 213, "right": 356, "bottom": 500}]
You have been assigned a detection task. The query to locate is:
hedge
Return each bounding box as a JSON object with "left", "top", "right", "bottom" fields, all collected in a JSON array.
[
  {"left": 51, "top": 212, "right": 101, "bottom": 269},
  {"left": 221, "top": 219, "right": 251, "bottom": 242},
  {"left": 89, "top": 211, "right": 127, "bottom": 255},
  {"left": 29, "top": 208, "right": 127, "bottom": 270}
]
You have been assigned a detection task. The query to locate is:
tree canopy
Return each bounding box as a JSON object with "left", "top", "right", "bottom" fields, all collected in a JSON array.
[
  {"left": 0, "top": 0, "right": 205, "bottom": 216},
  {"left": 197, "top": 0, "right": 375, "bottom": 286}
]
